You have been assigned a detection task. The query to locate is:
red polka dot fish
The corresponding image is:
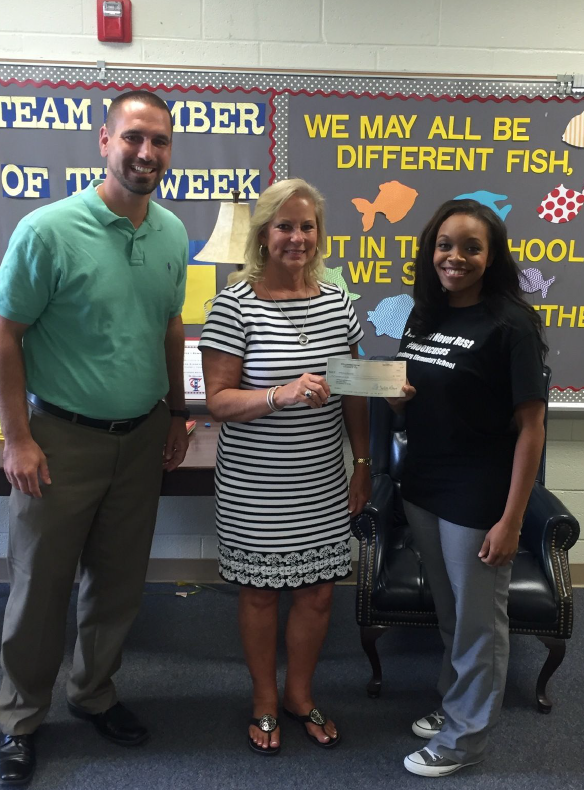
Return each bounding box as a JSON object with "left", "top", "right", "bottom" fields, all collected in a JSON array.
[{"left": 537, "top": 184, "right": 584, "bottom": 224}]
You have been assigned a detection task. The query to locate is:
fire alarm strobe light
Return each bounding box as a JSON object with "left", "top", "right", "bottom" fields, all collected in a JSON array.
[{"left": 97, "top": 0, "right": 132, "bottom": 43}]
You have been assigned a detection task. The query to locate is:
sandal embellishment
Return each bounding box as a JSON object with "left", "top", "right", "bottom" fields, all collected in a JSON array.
[
  {"left": 258, "top": 714, "right": 277, "bottom": 733},
  {"left": 308, "top": 708, "right": 326, "bottom": 726}
]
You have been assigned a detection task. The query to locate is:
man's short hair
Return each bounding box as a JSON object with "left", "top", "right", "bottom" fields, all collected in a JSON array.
[{"left": 105, "top": 90, "right": 173, "bottom": 136}]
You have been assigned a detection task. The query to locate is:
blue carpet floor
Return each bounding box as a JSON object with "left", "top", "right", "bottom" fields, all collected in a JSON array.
[{"left": 0, "top": 583, "right": 581, "bottom": 789}]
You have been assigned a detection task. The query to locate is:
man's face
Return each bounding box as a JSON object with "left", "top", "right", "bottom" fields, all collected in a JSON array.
[{"left": 99, "top": 100, "right": 172, "bottom": 196}]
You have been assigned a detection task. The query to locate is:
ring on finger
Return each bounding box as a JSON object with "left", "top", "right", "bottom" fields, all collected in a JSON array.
[{"left": 304, "top": 389, "right": 313, "bottom": 399}]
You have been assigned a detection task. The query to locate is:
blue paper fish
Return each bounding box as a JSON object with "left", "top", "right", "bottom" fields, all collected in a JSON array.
[
  {"left": 518, "top": 268, "right": 555, "bottom": 298},
  {"left": 454, "top": 190, "right": 512, "bottom": 221},
  {"left": 367, "top": 294, "right": 414, "bottom": 339}
]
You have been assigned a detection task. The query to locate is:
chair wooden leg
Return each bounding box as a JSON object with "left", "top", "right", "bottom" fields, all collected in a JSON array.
[
  {"left": 361, "top": 626, "right": 387, "bottom": 698},
  {"left": 536, "top": 636, "right": 566, "bottom": 713}
]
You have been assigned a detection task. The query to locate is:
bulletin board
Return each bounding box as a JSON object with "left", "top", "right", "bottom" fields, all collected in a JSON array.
[{"left": 1, "top": 62, "right": 583, "bottom": 408}]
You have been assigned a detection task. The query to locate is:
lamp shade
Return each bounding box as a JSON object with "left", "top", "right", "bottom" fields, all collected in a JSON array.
[{"left": 194, "top": 200, "right": 251, "bottom": 264}]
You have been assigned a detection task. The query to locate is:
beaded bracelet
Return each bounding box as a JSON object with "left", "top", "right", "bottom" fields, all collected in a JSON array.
[{"left": 267, "top": 385, "right": 284, "bottom": 412}]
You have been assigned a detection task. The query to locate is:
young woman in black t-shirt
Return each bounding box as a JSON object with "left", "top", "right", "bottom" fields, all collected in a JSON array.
[{"left": 388, "top": 199, "right": 547, "bottom": 777}]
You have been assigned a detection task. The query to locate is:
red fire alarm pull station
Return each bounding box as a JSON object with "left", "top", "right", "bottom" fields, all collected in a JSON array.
[{"left": 97, "top": 0, "right": 132, "bottom": 43}]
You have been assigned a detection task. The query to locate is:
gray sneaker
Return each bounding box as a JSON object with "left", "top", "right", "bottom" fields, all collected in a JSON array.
[
  {"left": 412, "top": 710, "right": 444, "bottom": 739},
  {"left": 404, "top": 747, "right": 478, "bottom": 777}
]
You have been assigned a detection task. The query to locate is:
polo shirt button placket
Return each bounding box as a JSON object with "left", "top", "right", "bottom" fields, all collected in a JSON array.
[{"left": 129, "top": 234, "right": 145, "bottom": 267}]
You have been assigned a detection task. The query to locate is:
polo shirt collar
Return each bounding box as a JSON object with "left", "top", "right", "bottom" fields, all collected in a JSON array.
[{"left": 81, "top": 179, "right": 163, "bottom": 232}]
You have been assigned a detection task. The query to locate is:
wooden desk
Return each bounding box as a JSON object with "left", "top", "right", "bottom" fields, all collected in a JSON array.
[{"left": 0, "top": 420, "right": 220, "bottom": 497}]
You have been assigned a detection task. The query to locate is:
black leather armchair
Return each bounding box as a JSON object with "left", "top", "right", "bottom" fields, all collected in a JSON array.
[{"left": 352, "top": 366, "right": 580, "bottom": 713}]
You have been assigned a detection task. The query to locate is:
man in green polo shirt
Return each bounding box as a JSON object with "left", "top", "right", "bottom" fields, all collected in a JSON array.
[{"left": 0, "top": 90, "right": 190, "bottom": 785}]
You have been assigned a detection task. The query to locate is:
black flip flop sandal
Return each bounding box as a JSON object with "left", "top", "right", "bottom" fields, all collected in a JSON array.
[
  {"left": 283, "top": 707, "right": 341, "bottom": 749},
  {"left": 248, "top": 714, "right": 280, "bottom": 756}
]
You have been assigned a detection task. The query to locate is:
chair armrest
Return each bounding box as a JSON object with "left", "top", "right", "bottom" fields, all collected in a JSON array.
[
  {"left": 351, "top": 473, "right": 394, "bottom": 543},
  {"left": 521, "top": 482, "right": 580, "bottom": 582},
  {"left": 351, "top": 473, "right": 395, "bottom": 586}
]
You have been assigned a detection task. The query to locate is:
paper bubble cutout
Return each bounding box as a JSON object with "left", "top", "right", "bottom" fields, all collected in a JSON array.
[
  {"left": 352, "top": 181, "right": 418, "bottom": 232},
  {"left": 367, "top": 294, "right": 414, "bottom": 339},
  {"left": 518, "top": 268, "right": 555, "bottom": 298},
  {"left": 537, "top": 184, "right": 584, "bottom": 223},
  {"left": 562, "top": 110, "right": 584, "bottom": 148}
]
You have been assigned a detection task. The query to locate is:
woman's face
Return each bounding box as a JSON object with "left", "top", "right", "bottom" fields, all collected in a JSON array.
[
  {"left": 261, "top": 195, "right": 318, "bottom": 275},
  {"left": 433, "top": 213, "right": 491, "bottom": 307}
]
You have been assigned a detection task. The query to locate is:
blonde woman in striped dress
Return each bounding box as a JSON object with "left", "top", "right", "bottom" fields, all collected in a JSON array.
[{"left": 200, "top": 178, "right": 371, "bottom": 756}]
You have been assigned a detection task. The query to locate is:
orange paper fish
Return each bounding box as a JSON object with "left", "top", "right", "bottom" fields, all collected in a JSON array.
[{"left": 352, "top": 180, "right": 418, "bottom": 231}]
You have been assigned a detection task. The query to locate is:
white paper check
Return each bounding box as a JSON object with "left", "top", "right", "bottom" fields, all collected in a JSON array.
[{"left": 326, "top": 358, "right": 407, "bottom": 398}]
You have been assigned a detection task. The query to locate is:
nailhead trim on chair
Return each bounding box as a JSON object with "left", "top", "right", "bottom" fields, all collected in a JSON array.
[
  {"left": 357, "top": 513, "right": 377, "bottom": 628},
  {"left": 357, "top": 537, "right": 366, "bottom": 625},
  {"left": 357, "top": 514, "right": 577, "bottom": 638},
  {"left": 368, "top": 619, "right": 564, "bottom": 636}
]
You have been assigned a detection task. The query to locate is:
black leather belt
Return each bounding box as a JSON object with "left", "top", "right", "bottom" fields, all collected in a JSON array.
[{"left": 27, "top": 393, "right": 153, "bottom": 434}]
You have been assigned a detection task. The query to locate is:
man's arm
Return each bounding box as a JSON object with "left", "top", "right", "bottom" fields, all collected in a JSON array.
[
  {"left": 163, "top": 314, "right": 188, "bottom": 471},
  {"left": 0, "top": 316, "right": 50, "bottom": 498}
]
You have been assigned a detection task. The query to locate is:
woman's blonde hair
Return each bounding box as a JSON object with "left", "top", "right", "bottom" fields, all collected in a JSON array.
[{"left": 227, "top": 178, "right": 327, "bottom": 285}]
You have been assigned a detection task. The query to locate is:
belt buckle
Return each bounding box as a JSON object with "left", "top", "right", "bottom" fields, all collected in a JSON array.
[{"left": 109, "top": 419, "right": 132, "bottom": 433}]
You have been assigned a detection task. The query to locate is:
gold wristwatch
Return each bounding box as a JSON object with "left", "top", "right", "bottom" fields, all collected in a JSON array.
[{"left": 353, "top": 457, "right": 372, "bottom": 466}]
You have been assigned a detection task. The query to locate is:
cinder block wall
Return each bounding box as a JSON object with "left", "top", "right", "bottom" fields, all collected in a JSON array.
[
  {"left": 1, "top": 0, "right": 583, "bottom": 576},
  {"left": 3, "top": 0, "right": 584, "bottom": 75}
]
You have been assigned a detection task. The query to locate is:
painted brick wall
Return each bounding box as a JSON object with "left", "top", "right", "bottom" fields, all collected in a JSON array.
[{"left": 0, "top": 0, "right": 582, "bottom": 566}]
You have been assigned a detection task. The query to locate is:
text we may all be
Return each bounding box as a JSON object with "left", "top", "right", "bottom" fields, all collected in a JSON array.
[{"left": 305, "top": 114, "right": 573, "bottom": 175}]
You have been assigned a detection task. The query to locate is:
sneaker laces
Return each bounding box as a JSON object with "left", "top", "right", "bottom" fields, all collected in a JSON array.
[{"left": 423, "top": 748, "right": 441, "bottom": 762}]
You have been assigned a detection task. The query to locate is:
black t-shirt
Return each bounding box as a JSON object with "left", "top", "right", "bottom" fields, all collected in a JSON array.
[{"left": 396, "top": 299, "right": 546, "bottom": 529}]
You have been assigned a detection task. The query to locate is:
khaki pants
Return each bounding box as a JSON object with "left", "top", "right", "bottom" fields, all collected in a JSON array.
[{"left": 0, "top": 401, "right": 170, "bottom": 735}]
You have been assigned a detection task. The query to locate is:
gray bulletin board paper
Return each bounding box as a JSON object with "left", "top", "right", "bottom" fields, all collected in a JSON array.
[{"left": 0, "top": 62, "right": 582, "bottom": 409}]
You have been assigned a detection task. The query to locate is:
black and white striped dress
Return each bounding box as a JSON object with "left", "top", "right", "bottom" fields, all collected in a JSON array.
[{"left": 199, "top": 280, "right": 364, "bottom": 589}]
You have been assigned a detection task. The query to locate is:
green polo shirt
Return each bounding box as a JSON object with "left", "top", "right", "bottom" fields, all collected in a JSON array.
[{"left": 0, "top": 180, "right": 188, "bottom": 419}]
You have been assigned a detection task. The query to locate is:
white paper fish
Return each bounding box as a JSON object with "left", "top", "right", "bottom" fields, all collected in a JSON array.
[{"left": 518, "top": 268, "right": 555, "bottom": 298}]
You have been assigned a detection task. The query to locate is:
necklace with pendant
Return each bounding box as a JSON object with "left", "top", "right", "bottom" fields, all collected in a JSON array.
[{"left": 263, "top": 285, "right": 311, "bottom": 346}]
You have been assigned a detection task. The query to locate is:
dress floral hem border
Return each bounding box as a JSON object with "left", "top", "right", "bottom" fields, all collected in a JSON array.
[{"left": 218, "top": 540, "right": 352, "bottom": 589}]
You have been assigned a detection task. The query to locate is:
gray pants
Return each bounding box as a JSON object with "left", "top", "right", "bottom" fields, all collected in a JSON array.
[
  {"left": 403, "top": 501, "right": 512, "bottom": 764},
  {"left": 0, "top": 401, "right": 170, "bottom": 736}
]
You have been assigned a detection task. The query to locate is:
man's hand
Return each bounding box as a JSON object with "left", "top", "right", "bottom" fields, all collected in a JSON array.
[
  {"left": 3, "top": 438, "right": 51, "bottom": 498},
  {"left": 163, "top": 417, "right": 189, "bottom": 471},
  {"left": 478, "top": 519, "right": 521, "bottom": 566}
]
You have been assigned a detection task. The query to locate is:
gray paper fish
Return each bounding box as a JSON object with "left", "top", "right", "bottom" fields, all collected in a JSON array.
[{"left": 518, "top": 268, "right": 555, "bottom": 298}]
